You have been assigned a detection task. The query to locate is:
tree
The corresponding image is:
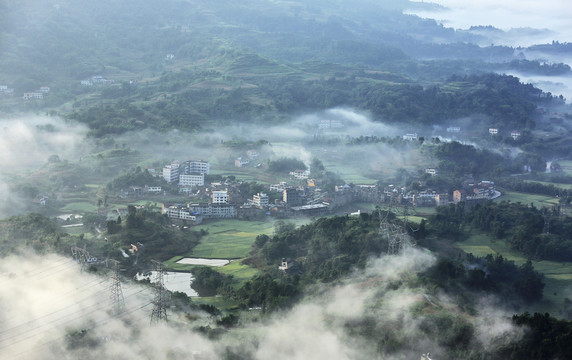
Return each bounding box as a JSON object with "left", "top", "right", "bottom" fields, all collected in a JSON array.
[{"left": 514, "top": 260, "right": 545, "bottom": 303}]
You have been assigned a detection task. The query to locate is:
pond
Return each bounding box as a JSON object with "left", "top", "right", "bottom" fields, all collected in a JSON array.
[{"left": 136, "top": 271, "right": 198, "bottom": 297}]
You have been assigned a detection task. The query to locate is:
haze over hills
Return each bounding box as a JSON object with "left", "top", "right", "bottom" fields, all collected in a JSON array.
[{"left": 2, "top": 1, "right": 572, "bottom": 359}]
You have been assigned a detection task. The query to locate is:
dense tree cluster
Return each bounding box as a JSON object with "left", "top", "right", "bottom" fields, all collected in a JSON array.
[
  {"left": 495, "top": 312, "right": 572, "bottom": 359},
  {"left": 267, "top": 157, "right": 307, "bottom": 174},
  {"left": 424, "top": 254, "right": 545, "bottom": 305},
  {"left": 429, "top": 201, "right": 572, "bottom": 262}
]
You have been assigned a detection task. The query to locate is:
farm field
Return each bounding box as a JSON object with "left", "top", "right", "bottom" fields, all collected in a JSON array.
[
  {"left": 557, "top": 160, "right": 572, "bottom": 176},
  {"left": 495, "top": 190, "right": 559, "bottom": 208},
  {"left": 164, "top": 256, "right": 260, "bottom": 289},
  {"left": 60, "top": 201, "right": 98, "bottom": 213},
  {"left": 457, "top": 231, "right": 572, "bottom": 315},
  {"left": 189, "top": 218, "right": 309, "bottom": 259},
  {"left": 523, "top": 180, "right": 572, "bottom": 190}
]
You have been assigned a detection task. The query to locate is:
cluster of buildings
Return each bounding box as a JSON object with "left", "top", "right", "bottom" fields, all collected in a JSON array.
[
  {"left": 162, "top": 160, "right": 210, "bottom": 190},
  {"left": 489, "top": 128, "right": 521, "bottom": 140},
  {"left": 125, "top": 154, "right": 498, "bottom": 226},
  {"left": 155, "top": 169, "right": 498, "bottom": 225},
  {"left": 235, "top": 150, "right": 260, "bottom": 168},
  {"left": 81, "top": 75, "right": 115, "bottom": 86},
  {"left": 0, "top": 85, "right": 14, "bottom": 97},
  {"left": 22, "top": 86, "right": 50, "bottom": 100},
  {"left": 0, "top": 84, "right": 52, "bottom": 100},
  {"left": 383, "top": 179, "right": 497, "bottom": 208}
]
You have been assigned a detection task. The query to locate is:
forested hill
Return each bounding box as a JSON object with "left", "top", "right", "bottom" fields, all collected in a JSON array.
[
  {"left": 0, "top": 0, "right": 482, "bottom": 87},
  {"left": 67, "top": 71, "right": 549, "bottom": 137},
  {"left": 0, "top": 0, "right": 565, "bottom": 136}
]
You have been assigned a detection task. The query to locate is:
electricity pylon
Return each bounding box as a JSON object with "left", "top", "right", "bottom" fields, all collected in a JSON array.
[
  {"left": 379, "top": 198, "right": 415, "bottom": 255},
  {"left": 109, "top": 260, "right": 125, "bottom": 316},
  {"left": 150, "top": 260, "right": 169, "bottom": 324}
]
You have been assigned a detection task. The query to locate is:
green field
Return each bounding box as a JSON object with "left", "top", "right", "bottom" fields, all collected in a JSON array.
[
  {"left": 457, "top": 231, "right": 572, "bottom": 315},
  {"left": 215, "top": 260, "right": 261, "bottom": 287},
  {"left": 164, "top": 256, "right": 260, "bottom": 288},
  {"left": 557, "top": 160, "right": 572, "bottom": 176},
  {"left": 190, "top": 219, "right": 276, "bottom": 258},
  {"left": 495, "top": 190, "right": 559, "bottom": 208},
  {"left": 60, "top": 202, "right": 98, "bottom": 212},
  {"left": 188, "top": 218, "right": 308, "bottom": 259},
  {"left": 524, "top": 180, "right": 572, "bottom": 190}
]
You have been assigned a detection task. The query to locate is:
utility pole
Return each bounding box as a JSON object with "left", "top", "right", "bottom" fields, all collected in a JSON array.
[
  {"left": 109, "top": 260, "right": 125, "bottom": 316},
  {"left": 150, "top": 260, "right": 169, "bottom": 324}
]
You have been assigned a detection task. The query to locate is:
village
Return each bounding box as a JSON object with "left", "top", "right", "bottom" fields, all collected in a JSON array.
[{"left": 111, "top": 154, "right": 500, "bottom": 227}]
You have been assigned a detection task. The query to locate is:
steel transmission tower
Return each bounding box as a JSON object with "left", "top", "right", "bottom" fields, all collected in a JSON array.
[
  {"left": 150, "top": 260, "right": 169, "bottom": 324},
  {"left": 71, "top": 245, "right": 92, "bottom": 270},
  {"left": 109, "top": 260, "right": 125, "bottom": 316},
  {"left": 379, "top": 199, "right": 415, "bottom": 255}
]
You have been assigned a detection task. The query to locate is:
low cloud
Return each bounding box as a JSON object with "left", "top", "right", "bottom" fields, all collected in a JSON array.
[
  {"left": 407, "top": 0, "right": 572, "bottom": 46},
  {"left": 0, "top": 115, "right": 91, "bottom": 170},
  {"left": 0, "top": 246, "right": 526, "bottom": 359}
]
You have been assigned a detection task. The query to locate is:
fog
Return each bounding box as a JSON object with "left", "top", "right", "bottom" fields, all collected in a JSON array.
[
  {"left": 407, "top": 0, "right": 572, "bottom": 47},
  {"left": 0, "top": 248, "right": 524, "bottom": 359},
  {"left": 0, "top": 116, "right": 91, "bottom": 170},
  {"left": 503, "top": 71, "right": 572, "bottom": 103},
  {"left": 0, "top": 116, "right": 93, "bottom": 218},
  {"left": 108, "top": 107, "right": 408, "bottom": 176}
]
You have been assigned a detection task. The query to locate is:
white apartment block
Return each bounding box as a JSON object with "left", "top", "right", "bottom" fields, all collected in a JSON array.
[
  {"left": 212, "top": 190, "right": 228, "bottom": 204},
  {"left": 23, "top": 92, "right": 44, "bottom": 100},
  {"left": 425, "top": 168, "right": 438, "bottom": 176},
  {"left": 188, "top": 203, "right": 236, "bottom": 218},
  {"left": 253, "top": 193, "right": 269, "bottom": 207},
  {"left": 163, "top": 164, "right": 180, "bottom": 183},
  {"left": 145, "top": 186, "right": 162, "bottom": 193},
  {"left": 270, "top": 182, "right": 288, "bottom": 192},
  {"left": 165, "top": 206, "right": 195, "bottom": 220},
  {"left": 402, "top": 133, "right": 418, "bottom": 141},
  {"left": 184, "top": 160, "right": 210, "bottom": 175},
  {"left": 179, "top": 173, "right": 204, "bottom": 187}
]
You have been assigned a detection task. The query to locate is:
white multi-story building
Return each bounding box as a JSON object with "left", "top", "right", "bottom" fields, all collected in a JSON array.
[
  {"left": 212, "top": 190, "right": 228, "bottom": 204},
  {"left": 188, "top": 203, "right": 236, "bottom": 218},
  {"left": 402, "top": 133, "right": 418, "bottom": 141},
  {"left": 164, "top": 205, "right": 203, "bottom": 224},
  {"left": 489, "top": 128, "right": 499, "bottom": 135},
  {"left": 252, "top": 193, "right": 269, "bottom": 207},
  {"left": 163, "top": 164, "right": 180, "bottom": 184},
  {"left": 183, "top": 160, "right": 210, "bottom": 175},
  {"left": 23, "top": 92, "right": 44, "bottom": 100},
  {"left": 179, "top": 173, "right": 204, "bottom": 187},
  {"left": 290, "top": 169, "right": 310, "bottom": 179},
  {"left": 270, "top": 182, "right": 288, "bottom": 192}
]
